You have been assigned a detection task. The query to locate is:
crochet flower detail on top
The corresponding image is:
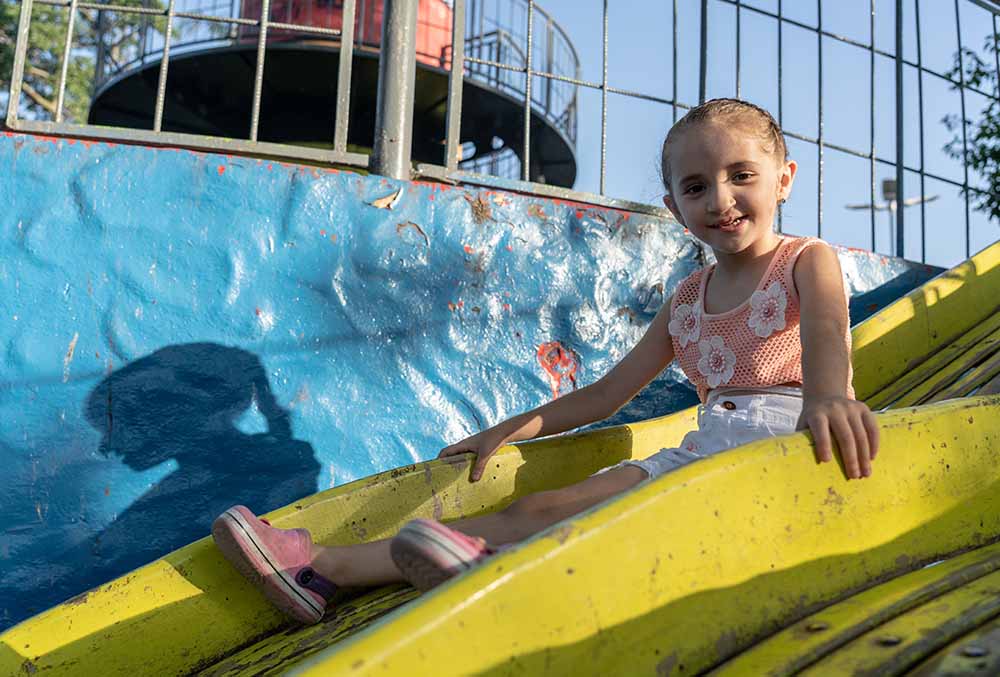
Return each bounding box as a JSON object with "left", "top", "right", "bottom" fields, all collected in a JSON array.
[
  {"left": 668, "top": 303, "right": 701, "bottom": 348},
  {"left": 747, "top": 280, "right": 788, "bottom": 338},
  {"left": 697, "top": 336, "right": 736, "bottom": 388}
]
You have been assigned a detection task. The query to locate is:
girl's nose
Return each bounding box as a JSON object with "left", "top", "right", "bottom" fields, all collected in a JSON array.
[{"left": 707, "top": 185, "right": 736, "bottom": 214}]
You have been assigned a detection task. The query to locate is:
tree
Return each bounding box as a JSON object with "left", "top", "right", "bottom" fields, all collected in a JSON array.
[
  {"left": 944, "top": 34, "right": 1000, "bottom": 224},
  {"left": 2, "top": 0, "right": 170, "bottom": 123}
]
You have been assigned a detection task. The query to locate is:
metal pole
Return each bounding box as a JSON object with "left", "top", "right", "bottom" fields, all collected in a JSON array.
[
  {"left": 545, "top": 15, "right": 553, "bottom": 119},
  {"left": 870, "top": 0, "right": 876, "bottom": 252},
  {"left": 777, "top": 0, "right": 783, "bottom": 232},
  {"left": 333, "top": 0, "right": 357, "bottom": 152},
  {"left": 522, "top": 0, "right": 534, "bottom": 182},
  {"left": 896, "top": 0, "right": 908, "bottom": 258},
  {"left": 371, "top": 0, "right": 419, "bottom": 180},
  {"left": 672, "top": 0, "right": 678, "bottom": 122},
  {"left": 817, "top": 0, "right": 824, "bottom": 238},
  {"left": 444, "top": 0, "right": 466, "bottom": 171},
  {"left": 735, "top": 0, "right": 741, "bottom": 98},
  {"left": 5, "top": 0, "right": 33, "bottom": 127},
  {"left": 916, "top": 0, "right": 927, "bottom": 262},
  {"left": 248, "top": 0, "right": 271, "bottom": 140},
  {"left": 954, "top": 0, "right": 970, "bottom": 259},
  {"left": 699, "top": 0, "right": 708, "bottom": 103},
  {"left": 153, "top": 0, "right": 177, "bottom": 132},
  {"left": 895, "top": 0, "right": 905, "bottom": 258},
  {"left": 55, "top": 0, "right": 80, "bottom": 123},
  {"left": 600, "top": 0, "right": 608, "bottom": 194}
]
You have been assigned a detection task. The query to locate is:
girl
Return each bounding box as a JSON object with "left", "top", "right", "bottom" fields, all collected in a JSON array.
[{"left": 212, "top": 98, "right": 880, "bottom": 624}]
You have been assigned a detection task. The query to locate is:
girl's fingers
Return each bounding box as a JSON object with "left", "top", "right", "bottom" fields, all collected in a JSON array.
[
  {"left": 470, "top": 451, "right": 494, "bottom": 482},
  {"left": 849, "top": 413, "right": 872, "bottom": 477},
  {"left": 831, "top": 416, "right": 861, "bottom": 479},
  {"left": 438, "top": 443, "right": 471, "bottom": 458},
  {"left": 862, "top": 409, "right": 880, "bottom": 460},
  {"left": 808, "top": 414, "right": 834, "bottom": 464}
]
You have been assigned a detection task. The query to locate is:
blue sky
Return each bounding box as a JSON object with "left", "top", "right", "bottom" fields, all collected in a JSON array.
[{"left": 535, "top": 0, "right": 999, "bottom": 268}]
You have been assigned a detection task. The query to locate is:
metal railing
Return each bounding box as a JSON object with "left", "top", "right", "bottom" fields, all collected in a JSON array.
[{"left": 4, "top": 0, "right": 1000, "bottom": 262}]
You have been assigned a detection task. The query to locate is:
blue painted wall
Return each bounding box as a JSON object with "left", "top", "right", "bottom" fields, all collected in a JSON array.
[{"left": 0, "top": 132, "right": 940, "bottom": 630}]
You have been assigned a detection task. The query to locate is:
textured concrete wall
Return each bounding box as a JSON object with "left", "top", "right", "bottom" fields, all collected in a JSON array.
[{"left": 0, "top": 132, "right": 939, "bottom": 629}]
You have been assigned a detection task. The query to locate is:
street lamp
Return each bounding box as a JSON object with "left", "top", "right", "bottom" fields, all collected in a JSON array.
[{"left": 846, "top": 179, "right": 938, "bottom": 256}]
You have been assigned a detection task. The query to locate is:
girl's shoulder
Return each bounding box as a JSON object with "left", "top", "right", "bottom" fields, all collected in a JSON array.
[{"left": 669, "top": 266, "right": 709, "bottom": 309}]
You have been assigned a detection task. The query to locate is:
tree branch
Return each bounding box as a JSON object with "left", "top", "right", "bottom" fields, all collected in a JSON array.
[
  {"left": 27, "top": 65, "right": 53, "bottom": 81},
  {"left": 21, "top": 82, "right": 57, "bottom": 115}
]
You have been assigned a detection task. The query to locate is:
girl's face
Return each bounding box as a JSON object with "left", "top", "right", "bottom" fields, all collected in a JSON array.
[{"left": 663, "top": 121, "right": 796, "bottom": 257}]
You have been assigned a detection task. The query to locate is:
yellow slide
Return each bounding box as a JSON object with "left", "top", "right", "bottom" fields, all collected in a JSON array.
[{"left": 2, "top": 241, "right": 998, "bottom": 676}]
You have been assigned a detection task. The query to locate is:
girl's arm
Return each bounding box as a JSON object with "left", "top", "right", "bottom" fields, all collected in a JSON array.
[
  {"left": 794, "top": 244, "right": 880, "bottom": 480},
  {"left": 440, "top": 300, "right": 677, "bottom": 481}
]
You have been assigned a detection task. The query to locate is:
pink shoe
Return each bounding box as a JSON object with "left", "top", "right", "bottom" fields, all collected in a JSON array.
[
  {"left": 389, "top": 519, "right": 496, "bottom": 591},
  {"left": 212, "top": 505, "right": 338, "bottom": 624}
]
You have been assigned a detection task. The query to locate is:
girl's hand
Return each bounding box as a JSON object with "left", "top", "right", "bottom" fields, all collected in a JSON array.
[
  {"left": 438, "top": 429, "right": 510, "bottom": 482},
  {"left": 797, "top": 397, "right": 880, "bottom": 480}
]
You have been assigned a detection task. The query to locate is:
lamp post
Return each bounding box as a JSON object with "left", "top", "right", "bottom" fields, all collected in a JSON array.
[{"left": 845, "top": 179, "right": 938, "bottom": 256}]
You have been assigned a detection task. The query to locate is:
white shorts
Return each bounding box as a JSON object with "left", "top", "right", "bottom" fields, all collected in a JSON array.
[{"left": 598, "top": 386, "right": 804, "bottom": 481}]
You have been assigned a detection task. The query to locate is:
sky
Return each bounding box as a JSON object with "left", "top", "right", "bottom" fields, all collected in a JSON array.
[{"left": 528, "top": 0, "right": 1000, "bottom": 268}]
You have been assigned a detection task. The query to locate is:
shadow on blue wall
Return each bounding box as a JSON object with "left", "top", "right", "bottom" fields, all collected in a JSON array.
[{"left": 3, "top": 343, "right": 319, "bottom": 627}]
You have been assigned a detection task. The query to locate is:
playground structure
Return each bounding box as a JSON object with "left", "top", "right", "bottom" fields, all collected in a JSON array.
[
  {"left": 2, "top": 0, "right": 1000, "bottom": 672},
  {"left": 80, "top": 0, "right": 580, "bottom": 185}
]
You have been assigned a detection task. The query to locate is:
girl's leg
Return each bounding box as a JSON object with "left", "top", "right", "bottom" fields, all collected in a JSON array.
[{"left": 310, "top": 464, "right": 648, "bottom": 587}]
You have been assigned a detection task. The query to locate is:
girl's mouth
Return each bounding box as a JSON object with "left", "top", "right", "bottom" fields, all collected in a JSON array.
[{"left": 713, "top": 215, "right": 747, "bottom": 232}]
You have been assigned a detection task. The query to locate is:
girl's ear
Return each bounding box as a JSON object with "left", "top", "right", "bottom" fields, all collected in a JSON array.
[
  {"left": 777, "top": 159, "right": 798, "bottom": 203},
  {"left": 663, "top": 195, "right": 685, "bottom": 225}
]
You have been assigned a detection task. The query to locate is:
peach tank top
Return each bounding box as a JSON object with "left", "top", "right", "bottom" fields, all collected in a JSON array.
[{"left": 668, "top": 236, "right": 855, "bottom": 402}]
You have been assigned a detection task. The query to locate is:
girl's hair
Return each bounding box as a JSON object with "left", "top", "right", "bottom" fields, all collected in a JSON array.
[{"left": 660, "top": 98, "right": 788, "bottom": 192}]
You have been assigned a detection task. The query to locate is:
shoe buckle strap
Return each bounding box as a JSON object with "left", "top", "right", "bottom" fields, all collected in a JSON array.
[{"left": 295, "top": 567, "right": 339, "bottom": 601}]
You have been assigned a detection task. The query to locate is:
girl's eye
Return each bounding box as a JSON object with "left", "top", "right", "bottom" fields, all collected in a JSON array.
[{"left": 683, "top": 184, "right": 704, "bottom": 195}]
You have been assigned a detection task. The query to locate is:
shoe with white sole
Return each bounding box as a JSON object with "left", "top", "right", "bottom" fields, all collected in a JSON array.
[
  {"left": 212, "top": 505, "right": 337, "bottom": 624},
  {"left": 390, "top": 518, "right": 496, "bottom": 591}
]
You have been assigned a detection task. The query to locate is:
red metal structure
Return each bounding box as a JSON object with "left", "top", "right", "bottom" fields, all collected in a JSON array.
[{"left": 240, "top": 0, "right": 455, "bottom": 69}]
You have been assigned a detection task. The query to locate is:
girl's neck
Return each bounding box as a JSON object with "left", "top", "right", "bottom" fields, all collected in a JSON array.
[{"left": 711, "top": 230, "right": 783, "bottom": 275}]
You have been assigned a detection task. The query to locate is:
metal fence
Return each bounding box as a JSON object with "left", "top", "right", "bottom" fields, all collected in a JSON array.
[{"left": 4, "top": 0, "right": 1000, "bottom": 262}]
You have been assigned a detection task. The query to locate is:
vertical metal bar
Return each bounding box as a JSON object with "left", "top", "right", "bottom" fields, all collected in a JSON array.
[
  {"left": 444, "top": 0, "right": 466, "bottom": 171},
  {"left": 777, "top": 0, "right": 783, "bottom": 232},
  {"left": 494, "top": 32, "right": 500, "bottom": 88},
  {"left": 916, "top": 0, "right": 926, "bottom": 262},
  {"left": 521, "top": 0, "right": 534, "bottom": 182},
  {"left": 142, "top": 1, "right": 152, "bottom": 63},
  {"left": 93, "top": 10, "right": 107, "bottom": 96},
  {"left": 817, "top": 0, "right": 824, "bottom": 237},
  {"left": 699, "top": 0, "right": 708, "bottom": 103},
  {"left": 953, "top": 0, "right": 970, "bottom": 258},
  {"left": 545, "top": 16, "right": 553, "bottom": 118},
  {"left": 371, "top": 0, "right": 419, "bottom": 180},
  {"left": 55, "top": 0, "right": 79, "bottom": 122},
  {"left": 153, "top": 0, "right": 177, "bottom": 132},
  {"left": 869, "top": 0, "right": 876, "bottom": 251},
  {"left": 600, "top": 0, "right": 608, "bottom": 194},
  {"left": 5, "top": 0, "right": 33, "bottom": 127},
  {"left": 248, "top": 0, "right": 270, "bottom": 140},
  {"left": 735, "top": 0, "right": 741, "bottom": 98},
  {"left": 895, "top": 0, "right": 905, "bottom": 257},
  {"left": 358, "top": 0, "right": 367, "bottom": 44},
  {"left": 994, "top": 14, "right": 1000, "bottom": 98},
  {"left": 672, "top": 0, "right": 678, "bottom": 122},
  {"left": 333, "top": 0, "right": 356, "bottom": 152},
  {"left": 229, "top": 0, "right": 238, "bottom": 40}
]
